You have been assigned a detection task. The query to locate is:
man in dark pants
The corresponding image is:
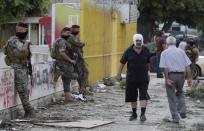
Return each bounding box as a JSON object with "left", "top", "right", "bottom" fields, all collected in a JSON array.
[
  {"left": 160, "top": 36, "right": 192, "bottom": 123},
  {"left": 117, "top": 34, "right": 151, "bottom": 121}
]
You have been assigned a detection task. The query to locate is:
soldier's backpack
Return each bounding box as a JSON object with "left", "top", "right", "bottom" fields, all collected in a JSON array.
[
  {"left": 3, "top": 38, "right": 15, "bottom": 66},
  {"left": 50, "top": 38, "right": 61, "bottom": 59},
  {"left": 185, "top": 45, "right": 199, "bottom": 63},
  {"left": 3, "top": 43, "right": 11, "bottom": 66}
]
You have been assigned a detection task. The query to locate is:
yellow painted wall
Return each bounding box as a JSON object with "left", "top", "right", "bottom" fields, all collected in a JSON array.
[{"left": 80, "top": 1, "right": 136, "bottom": 82}]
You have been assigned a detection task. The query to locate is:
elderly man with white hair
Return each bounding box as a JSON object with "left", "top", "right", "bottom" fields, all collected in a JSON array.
[
  {"left": 159, "top": 36, "right": 192, "bottom": 123},
  {"left": 178, "top": 41, "right": 187, "bottom": 51},
  {"left": 117, "top": 33, "right": 151, "bottom": 121}
]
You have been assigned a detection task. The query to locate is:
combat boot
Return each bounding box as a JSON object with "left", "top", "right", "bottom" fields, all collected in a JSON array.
[
  {"left": 64, "top": 92, "right": 77, "bottom": 103},
  {"left": 24, "top": 109, "right": 36, "bottom": 119}
]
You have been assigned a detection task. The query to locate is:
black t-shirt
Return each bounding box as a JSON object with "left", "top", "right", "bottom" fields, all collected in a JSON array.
[{"left": 120, "top": 45, "right": 151, "bottom": 83}]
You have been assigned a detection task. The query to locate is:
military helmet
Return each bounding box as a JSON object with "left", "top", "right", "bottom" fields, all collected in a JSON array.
[{"left": 16, "top": 22, "right": 28, "bottom": 28}]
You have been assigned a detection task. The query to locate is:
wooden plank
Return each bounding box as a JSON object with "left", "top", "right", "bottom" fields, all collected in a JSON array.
[{"left": 38, "top": 120, "right": 113, "bottom": 129}]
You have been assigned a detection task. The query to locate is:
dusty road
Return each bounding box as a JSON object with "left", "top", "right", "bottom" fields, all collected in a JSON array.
[{"left": 5, "top": 75, "right": 204, "bottom": 131}]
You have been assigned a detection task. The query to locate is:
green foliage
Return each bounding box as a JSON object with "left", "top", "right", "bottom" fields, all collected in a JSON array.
[
  {"left": 103, "top": 77, "right": 116, "bottom": 86},
  {"left": 0, "top": 0, "right": 51, "bottom": 24},
  {"left": 138, "top": 0, "right": 204, "bottom": 34},
  {"left": 119, "top": 79, "right": 126, "bottom": 89},
  {"left": 190, "top": 86, "right": 204, "bottom": 101}
]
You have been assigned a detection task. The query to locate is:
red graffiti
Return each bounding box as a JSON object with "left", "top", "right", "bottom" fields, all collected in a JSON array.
[{"left": 0, "top": 70, "right": 16, "bottom": 109}]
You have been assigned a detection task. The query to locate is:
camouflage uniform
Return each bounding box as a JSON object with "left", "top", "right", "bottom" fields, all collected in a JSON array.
[
  {"left": 68, "top": 36, "right": 89, "bottom": 92},
  {"left": 185, "top": 44, "right": 199, "bottom": 78},
  {"left": 5, "top": 36, "right": 34, "bottom": 114},
  {"left": 54, "top": 37, "right": 77, "bottom": 92}
]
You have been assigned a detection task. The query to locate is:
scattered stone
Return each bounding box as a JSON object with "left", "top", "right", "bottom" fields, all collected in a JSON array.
[
  {"left": 98, "top": 84, "right": 106, "bottom": 88},
  {"left": 196, "top": 100, "right": 201, "bottom": 104},
  {"left": 88, "top": 98, "right": 95, "bottom": 103},
  {"left": 195, "top": 104, "right": 204, "bottom": 109},
  {"left": 37, "top": 107, "right": 47, "bottom": 110},
  {"left": 95, "top": 84, "right": 107, "bottom": 93},
  {"left": 193, "top": 123, "right": 204, "bottom": 130},
  {"left": 0, "top": 120, "right": 12, "bottom": 128},
  {"left": 11, "top": 128, "right": 19, "bottom": 131}
]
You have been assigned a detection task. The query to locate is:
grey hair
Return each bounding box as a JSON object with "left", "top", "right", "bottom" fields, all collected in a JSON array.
[{"left": 166, "top": 36, "right": 177, "bottom": 45}]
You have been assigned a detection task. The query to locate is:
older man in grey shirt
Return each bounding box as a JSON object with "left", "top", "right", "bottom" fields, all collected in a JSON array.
[{"left": 159, "top": 36, "right": 192, "bottom": 123}]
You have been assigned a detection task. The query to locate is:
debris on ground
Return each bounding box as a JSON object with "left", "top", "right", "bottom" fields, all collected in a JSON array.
[
  {"left": 95, "top": 83, "right": 107, "bottom": 93},
  {"left": 71, "top": 92, "right": 87, "bottom": 101},
  {"left": 0, "top": 119, "right": 13, "bottom": 129},
  {"left": 37, "top": 107, "right": 47, "bottom": 110},
  {"left": 193, "top": 123, "right": 204, "bottom": 130},
  {"left": 0, "top": 119, "right": 33, "bottom": 131}
]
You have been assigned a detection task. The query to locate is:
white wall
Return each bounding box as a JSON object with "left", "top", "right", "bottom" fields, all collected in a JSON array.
[
  {"left": 0, "top": 52, "right": 8, "bottom": 69},
  {"left": 0, "top": 62, "right": 63, "bottom": 110}
]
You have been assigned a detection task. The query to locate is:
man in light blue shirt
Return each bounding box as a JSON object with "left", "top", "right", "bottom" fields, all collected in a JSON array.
[{"left": 159, "top": 36, "right": 192, "bottom": 123}]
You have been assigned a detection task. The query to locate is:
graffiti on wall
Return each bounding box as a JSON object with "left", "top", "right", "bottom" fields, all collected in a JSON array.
[
  {"left": 29, "top": 62, "right": 63, "bottom": 100},
  {"left": 0, "top": 62, "right": 64, "bottom": 111},
  {"left": 0, "top": 69, "right": 16, "bottom": 109}
]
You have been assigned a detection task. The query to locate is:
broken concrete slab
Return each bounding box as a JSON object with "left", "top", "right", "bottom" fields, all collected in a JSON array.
[{"left": 37, "top": 120, "right": 113, "bottom": 129}]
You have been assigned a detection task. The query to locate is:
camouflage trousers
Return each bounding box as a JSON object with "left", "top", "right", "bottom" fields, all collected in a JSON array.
[
  {"left": 75, "top": 59, "right": 89, "bottom": 88},
  {"left": 54, "top": 60, "right": 78, "bottom": 93},
  {"left": 14, "top": 67, "right": 33, "bottom": 113},
  {"left": 190, "top": 63, "right": 197, "bottom": 79}
]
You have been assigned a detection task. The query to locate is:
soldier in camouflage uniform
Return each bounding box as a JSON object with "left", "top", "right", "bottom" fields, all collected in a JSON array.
[
  {"left": 69, "top": 25, "right": 91, "bottom": 95},
  {"left": 185, "top": 38, "right": 199, "bottom": 79},
  {"left": 53, "top": 27, "right": 78, "bottom": 102},
  {"left": 4, "top": 22, "right": 35, "bottom": 118}
]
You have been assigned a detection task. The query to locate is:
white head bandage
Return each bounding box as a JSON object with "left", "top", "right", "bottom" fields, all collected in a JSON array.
[
  {"left": 166, "top": 36, "right": 176, "bottom": 45},
  {"left": 133, "top": 34, "right": 143, "bottom": 46}
]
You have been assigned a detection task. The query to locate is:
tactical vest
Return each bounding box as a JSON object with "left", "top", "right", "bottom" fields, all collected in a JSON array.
[
  {"left": 51, "top": 38, "right": 71, "bottom": 60},
  {"left": 3, "top": 37, "right": 28, "bottom": 65},
  {"left": 3, "top": 41, "right": 12, "bottom": 66},
  {"left": 50, "top": 38, "right": 61, "bottom": 59},
  {"left": 67, "top": 36, "right": 85, "bottom": 59}
]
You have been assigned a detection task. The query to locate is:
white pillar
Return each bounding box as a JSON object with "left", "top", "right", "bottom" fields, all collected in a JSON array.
[
  {"left": 39, "top": 24, "right": 41, "bottom": 45},
  {"left": 51, "top": 3, "right": 56, "bottom": 47},
  {"left": 28, "top": 23, "right": 31, "bottom": 41},
  {"left": 42, "top": 26, "right": 45, "bottom": 45}
]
